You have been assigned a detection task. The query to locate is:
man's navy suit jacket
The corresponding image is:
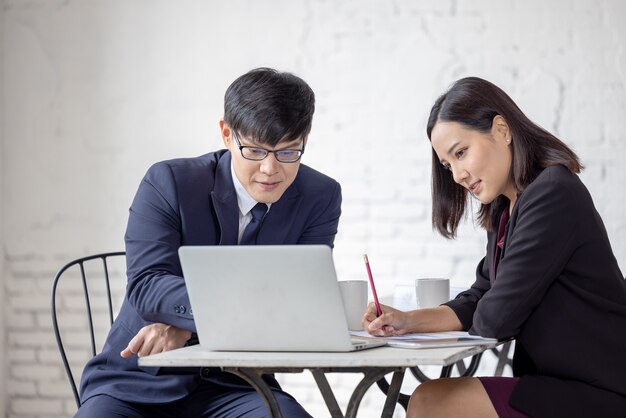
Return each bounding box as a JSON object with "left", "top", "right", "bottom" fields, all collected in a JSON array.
[{"left": 79, "top": 150, "right": 342, "bottom": 405}]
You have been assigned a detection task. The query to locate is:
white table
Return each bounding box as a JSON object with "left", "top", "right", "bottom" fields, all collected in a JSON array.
[{"left": 139, "top": 343, "right": 497, "bottom": 418}]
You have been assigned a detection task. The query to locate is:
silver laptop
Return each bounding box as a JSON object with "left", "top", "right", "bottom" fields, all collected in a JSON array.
[{"left": 179, "top": 245, "right": 384, "bottom": 352}]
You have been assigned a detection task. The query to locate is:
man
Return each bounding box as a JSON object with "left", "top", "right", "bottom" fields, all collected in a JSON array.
[{"left": 75, "top": 68, "right": 342, "bottom": 417}]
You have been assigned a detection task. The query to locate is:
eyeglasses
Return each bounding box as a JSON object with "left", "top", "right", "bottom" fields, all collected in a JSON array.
[{"left": 232, "top": 133, "right": 304, "bottom": 163}]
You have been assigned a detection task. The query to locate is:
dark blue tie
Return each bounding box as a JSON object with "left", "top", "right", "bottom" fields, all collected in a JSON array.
[{"left": 240, "top": 203, "right": 267, "bottom": 245}]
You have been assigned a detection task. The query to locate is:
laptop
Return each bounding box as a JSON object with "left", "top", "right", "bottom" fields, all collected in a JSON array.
[{"left": 179, "top": 245, "right": 385, "bottom": 352}]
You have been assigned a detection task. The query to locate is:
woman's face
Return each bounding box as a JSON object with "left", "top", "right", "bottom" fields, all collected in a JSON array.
[{"left": 430, "top": 117, "right": 518, "bottom": 206}]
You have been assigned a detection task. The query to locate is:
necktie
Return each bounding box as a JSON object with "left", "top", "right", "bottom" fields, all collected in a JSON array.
[{"left": 240, "top": 203, "right": 267, "bottom": 245}]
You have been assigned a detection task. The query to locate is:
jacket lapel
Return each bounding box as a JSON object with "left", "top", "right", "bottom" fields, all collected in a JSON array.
[
  {"left": 487, "top": 231, "right": 497, "bottom": 283},
  {"left": 256, "top": 183, "right": 303, "bottom": 245},
  {"left": 489, "top": 204, "right": 513, "bottom": 283},
  {"left": 211, "top": 152, "right": 239, "bottom": 245},
  {"left": 210, "top": 151, "right": 304, "bottom": 245}
]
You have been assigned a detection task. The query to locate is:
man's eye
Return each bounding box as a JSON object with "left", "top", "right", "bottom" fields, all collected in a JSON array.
[
  {"left": 277, "top": 150, "right": 299, "bottom": 157},
  {"left": 248, "top": 148, "right": 266, "bottom": 156}
]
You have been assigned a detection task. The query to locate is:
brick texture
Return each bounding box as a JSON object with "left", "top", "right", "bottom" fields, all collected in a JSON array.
[{"left": 2, "top": 1, "right": 625, "bottom": 417}]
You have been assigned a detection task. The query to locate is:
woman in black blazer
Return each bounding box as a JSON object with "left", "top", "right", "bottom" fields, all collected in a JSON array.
[{"left": 363, "top": 77, "right": 626, "bottom": 417}]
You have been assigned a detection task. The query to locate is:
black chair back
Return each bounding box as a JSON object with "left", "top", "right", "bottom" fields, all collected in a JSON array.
[{"left": 51, "top": 252, "right": 126, "bottom": 408}]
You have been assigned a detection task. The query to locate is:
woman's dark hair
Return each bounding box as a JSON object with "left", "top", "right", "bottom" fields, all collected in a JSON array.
[
  {"left": 427, "top": 77, "right": 582, "bottom": 238},
  {"left": 224, "top": 67, "right": 315, "bottom": 146}
]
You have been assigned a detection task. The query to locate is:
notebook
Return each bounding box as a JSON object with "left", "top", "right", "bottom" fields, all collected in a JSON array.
[
  {"left": 349, "top": 330, "right": 498, "bottom": 349},
  {"left": 179, "top": 245, "right": 385, "bottom": 352}
]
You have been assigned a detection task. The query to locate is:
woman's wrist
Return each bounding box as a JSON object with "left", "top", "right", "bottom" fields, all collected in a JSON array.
[{"left": 408, "top": 305, "right": 463, "bottom": 333}]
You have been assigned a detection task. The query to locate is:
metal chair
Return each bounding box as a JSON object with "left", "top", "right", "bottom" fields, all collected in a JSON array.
[{"left": 51, "top": 251, "right": 126, "bottom": 408}]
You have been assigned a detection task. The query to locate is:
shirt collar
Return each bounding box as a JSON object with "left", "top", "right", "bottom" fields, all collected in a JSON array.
[{"left": 230, "top": 162, "right": 271, "bottom": 216}]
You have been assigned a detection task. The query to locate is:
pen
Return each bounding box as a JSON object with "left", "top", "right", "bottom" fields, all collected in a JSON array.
[{"left": 363, "top": 254, "right": 383, "bottom": 317}]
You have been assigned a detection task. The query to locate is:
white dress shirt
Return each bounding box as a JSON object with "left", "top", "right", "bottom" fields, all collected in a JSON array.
[{"left": 231, "top": 163, "right": 270, "bottom": 244}]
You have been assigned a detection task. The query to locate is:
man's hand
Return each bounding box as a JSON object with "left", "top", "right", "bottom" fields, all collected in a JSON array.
[{"left": 120, "top": 323, "right": 192, "bottom": 358}]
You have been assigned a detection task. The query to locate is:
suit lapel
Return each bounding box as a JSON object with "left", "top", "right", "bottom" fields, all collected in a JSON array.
[
  {"left": 489, "top": 204, "right": 511, "bottom": 283},
  {"left": 257, "top": 183, "right": 303, "bottom": 245},
  {"left": 211, "top": 152, "right": 238, "bottom": 245},
  {"left": 210, "top": 151, "right": 304, "bottom": 245},
  {"left": 487, "top": 231, "right": 497, "bottom": 283}
]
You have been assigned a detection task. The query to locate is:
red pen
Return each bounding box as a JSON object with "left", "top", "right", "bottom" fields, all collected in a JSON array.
[{"left": 363, "top": 254, "right": 383, "bottom": 317}]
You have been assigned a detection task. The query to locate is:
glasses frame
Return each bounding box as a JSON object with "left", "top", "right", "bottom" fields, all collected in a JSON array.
[{"left": 232, "top": 133, "right": 305, "bottom": 163}]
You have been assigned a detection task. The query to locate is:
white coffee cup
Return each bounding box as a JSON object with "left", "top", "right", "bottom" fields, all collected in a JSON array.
[
  {"left": 415, "top": 278, "right": 450, "bottom": 309},
  {"left": 338, "top": 280, "right": 368, "bottom": 331}
]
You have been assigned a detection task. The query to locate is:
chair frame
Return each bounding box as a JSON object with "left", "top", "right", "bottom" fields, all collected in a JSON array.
[{"left": 51, "top": 251, "right": 125, "bottom": 408}]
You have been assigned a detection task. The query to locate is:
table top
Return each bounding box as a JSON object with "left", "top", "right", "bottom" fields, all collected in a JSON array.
[{"left": 138, "top": 343, "right": 497, "bottom": 369}]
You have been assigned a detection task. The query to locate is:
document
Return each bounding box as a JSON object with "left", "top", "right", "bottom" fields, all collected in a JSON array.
[{"left": 349, "top": 330, "right": 497, "bottom": 349}]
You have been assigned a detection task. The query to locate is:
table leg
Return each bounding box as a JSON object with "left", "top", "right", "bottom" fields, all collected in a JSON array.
[
  {"left": 380, "top": 369, "right": 405, "bottom": 418},
  {"left": 439, "top": 352, "right": 483, "bottom": 378},
  {"left": 409, "top": 366, "right": 431, "bottom": 383},
  {"left": 222, "top": 367, "right": 285, "bottom": 418},
  {"left": 311, "top": 369, "right": 345, "bottom": 417},
  {"left": 493, "top": 341, "right": 513, "bottom": 376},
  {"left": 376, "top": 372, "right": 412, "bottom": 411},
  {"left": 460, "top": 352, "right": 483, "bottom": 377},
  {"left": 439, "top": 364, "right": 453, "bottom": 378},
  {"left": 310, "top": 367, "right": 402, "bottom": 418},
  {"left": 344, "top": 368, "right": 399, "bottom": 418}
]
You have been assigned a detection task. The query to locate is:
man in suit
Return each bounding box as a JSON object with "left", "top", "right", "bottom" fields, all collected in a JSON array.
[{"left": 75, "top": 68, "right": 342, "bottom": 417}]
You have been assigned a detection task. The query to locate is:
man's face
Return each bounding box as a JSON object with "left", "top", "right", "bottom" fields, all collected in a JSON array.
[{"left": 220, "top": 121, "right": 304, "bottom": 204}]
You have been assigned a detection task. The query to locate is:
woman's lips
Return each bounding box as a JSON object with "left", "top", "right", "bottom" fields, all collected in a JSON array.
[{"left": 469, "top": 181, "right": 481, "bottom": 194}]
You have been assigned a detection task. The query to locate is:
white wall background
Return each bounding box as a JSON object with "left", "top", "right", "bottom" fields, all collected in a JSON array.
[{"left": 2, "top": 0, "right": 625, "bottom": 417}]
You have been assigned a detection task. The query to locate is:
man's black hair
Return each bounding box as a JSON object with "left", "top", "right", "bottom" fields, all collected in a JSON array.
[{"left": 224, "top": 67, "right": 315, "bottom": 146}]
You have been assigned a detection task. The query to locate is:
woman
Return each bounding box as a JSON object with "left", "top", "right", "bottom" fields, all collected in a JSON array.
[{"left": 363, "top": 77, "right": 626, "bottom": 417}]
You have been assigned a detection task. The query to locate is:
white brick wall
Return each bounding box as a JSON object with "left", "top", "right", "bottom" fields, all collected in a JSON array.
[
  {"left": 1, "top": 0, "right": 6, "bottom": 413},
  {"left": 2, "top": 0, "right": 625, "bottom": 417}
]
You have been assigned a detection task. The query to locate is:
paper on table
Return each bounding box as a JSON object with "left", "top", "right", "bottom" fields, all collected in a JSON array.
[{"left": 350, "top": 330, "right": 497, "bottom": 349}]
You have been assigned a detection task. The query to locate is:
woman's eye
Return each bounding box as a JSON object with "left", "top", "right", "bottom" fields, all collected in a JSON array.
[{"left": 455, "top": 148, "right": 466, "bottom": 159}]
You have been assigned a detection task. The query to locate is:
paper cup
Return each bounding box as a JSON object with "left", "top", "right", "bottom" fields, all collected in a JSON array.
[
  {"left": 338, "top": 280, "right": 368, "bottom": 331},
  {"left": 415, "top": 278, "right": 450, "bottom": 309}
]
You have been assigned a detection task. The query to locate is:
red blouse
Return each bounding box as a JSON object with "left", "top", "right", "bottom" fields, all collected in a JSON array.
[{"left": 493, "top": 206, "right": 509, "bottom": 278}]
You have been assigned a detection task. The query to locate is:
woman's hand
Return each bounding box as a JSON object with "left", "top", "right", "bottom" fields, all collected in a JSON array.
[
  {"left": 120, "top": 323, "right": 192, "bottom": 358},
  {"left": 362, "top": 302, "right": 416, "bottom": 336},
  {"left": 362, "top": 303, "right": 464, "bottom": 337}
]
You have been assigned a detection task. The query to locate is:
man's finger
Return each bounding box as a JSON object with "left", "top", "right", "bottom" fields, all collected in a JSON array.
[
  {"left": 120, "top": 347, "right": 133, "bottom": 358},
  {"left": 120, "top": 333, "right": 142, "bottom": 358}
]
